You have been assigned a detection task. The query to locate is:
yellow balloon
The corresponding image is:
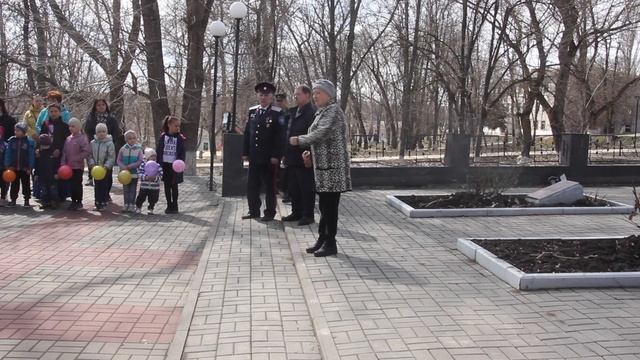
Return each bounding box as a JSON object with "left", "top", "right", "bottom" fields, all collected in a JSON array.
[
  {"left": 118, "top": 170, "right": 132, "bottom": 185},
  {"left": 91, "top": 165, "right": 107, "bottom": 180}
]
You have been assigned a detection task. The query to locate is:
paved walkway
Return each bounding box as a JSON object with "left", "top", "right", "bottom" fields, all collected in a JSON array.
[
  {"left": 2, "top": 180, "right": 640, "bottom": 359},
  {"left": 0, "top": 178, "right": 219, "bottom": 359}
]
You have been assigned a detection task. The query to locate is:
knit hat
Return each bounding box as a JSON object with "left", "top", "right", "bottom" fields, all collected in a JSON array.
[
  {"left": 144, "top": 148, "right": 157, "bottom": 160},
  {"left": 312, "top": 79, "right": 336, "bottom": 100},
  {"left": 15, "top": 122, "right": 28, "bottom": 134}
]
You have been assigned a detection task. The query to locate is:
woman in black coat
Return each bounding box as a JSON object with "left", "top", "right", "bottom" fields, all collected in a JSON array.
[
  {"left": 0, "top": 98, "right": 16, "bottom": 202},
  {"left": 0, "top": 98, "right": 16, "bottom": 141},
  {"left": 83, "top": 99, "right": 123, "bottom": 186}
]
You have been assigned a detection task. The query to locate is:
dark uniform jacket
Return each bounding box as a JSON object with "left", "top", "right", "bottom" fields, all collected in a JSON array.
[
  {"left": 242, "top": 104, "right": 284, "bottom": 165},
  {"left": 284, "top": 102, "right": 317, "bottom": 167}
]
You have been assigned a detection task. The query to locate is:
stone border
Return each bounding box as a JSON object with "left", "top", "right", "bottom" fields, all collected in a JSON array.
[
  {"left": 277, "top": 202, "right": 340, "bottom": 360},
  {"left": 166, "top": 196, "right": 224, "bottom": 360},
  {"left": 457, "top": 236, "right": 640, "bottom": 290},
  {"left": 386, "top": 194, "right": 633, "bottom": 218}
]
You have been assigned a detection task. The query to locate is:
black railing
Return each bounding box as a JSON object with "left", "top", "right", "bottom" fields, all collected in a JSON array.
[
  {"left": 588, "top": 134, "right": 640, "bottom": 164},
  {"left": 349, "top": 133, "right": 640, "bottom": 166}
]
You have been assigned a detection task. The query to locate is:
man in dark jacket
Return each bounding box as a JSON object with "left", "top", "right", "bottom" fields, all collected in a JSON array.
[
  {"left": 281, "top": 85, "right": 317, "bottom": 225},
  {"left": 242, "top": 82, "right": 284, "bottom": 221},
  {"left": 275, "top": 93, "right": 291, "bottom": 203}
]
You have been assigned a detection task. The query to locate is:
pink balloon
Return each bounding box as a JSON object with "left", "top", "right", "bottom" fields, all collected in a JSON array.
[{"left": 172, "top": 159, "right": 185, "bottom": 173}]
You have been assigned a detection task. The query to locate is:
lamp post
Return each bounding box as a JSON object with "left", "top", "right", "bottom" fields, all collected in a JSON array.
[
  {"left": 635, "top": 95, "right": 639, "bottom": 149},
  {"left": 228, "top": 1, "right": 247, "bottom": 132},
  {"left": 209, "top": 20, "right": 226, "bottom": 191},
  {"left": 222, "top": 1, "right": 248, "bottom": 197}
]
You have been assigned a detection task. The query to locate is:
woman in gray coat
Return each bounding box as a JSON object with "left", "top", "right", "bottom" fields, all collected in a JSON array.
[{"left": 289, "top": 79, "right": 352, "bottom": 257}]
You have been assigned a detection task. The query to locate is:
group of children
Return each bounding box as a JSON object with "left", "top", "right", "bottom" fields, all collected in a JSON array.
[{"left": 1, "top": 109, "right": 186, "bottom": 214}]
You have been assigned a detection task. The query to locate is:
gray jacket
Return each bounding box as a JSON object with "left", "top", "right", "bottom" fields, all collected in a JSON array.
[
  {"left": 299, "top": 103, "right": 352, "bottom": 193},
  {"left": 88, "top": 134, "right": 116, "bottom": 169}
]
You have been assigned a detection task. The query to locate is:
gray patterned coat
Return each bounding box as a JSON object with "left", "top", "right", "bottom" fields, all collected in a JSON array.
[{"left": 298, "top": 103, "right": 352, "bottom": 193}]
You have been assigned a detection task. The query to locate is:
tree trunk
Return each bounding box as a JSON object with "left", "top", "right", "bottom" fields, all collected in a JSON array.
[
  {"left": 327, "top": 0, "right": 338, "bottom": 85},
  {"left": 399, "top": 0, "right": 421, "bottom": 157},
  {"left": 251, "top": 0, "right": 275, "bottom": 82},
  {"left": 549, "top": 0, "right": 578, "bottom": 151},
  {"left": 367, "top": 60, "right": 397, "bottom": 149},
  {"left": 338, "top": 0, "right": 362, "bottom": 112},
  {"left": 141, "top": 0, "right": 171, "bottom": 137},
  {"left": 349, "top": 91, "right": 368, "bottom": 149},
  {"left": 30, "top": 0, "right": 49, "bottom": 90},
  {"left": 180, "top": 0, "right": 214, "bottom": 175},
  {"left": 432, "top": 86, "right": 440, "bottom": 149},
  {"left": 0, "top": 4, "right": 7, "bottom": 96},
  {"left": 21, "top": 0, "right": 36, "bottom": 92}
]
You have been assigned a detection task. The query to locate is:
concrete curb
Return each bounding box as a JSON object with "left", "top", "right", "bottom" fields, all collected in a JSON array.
[
  {"left": 387, "top": 194, "right": 633, "bottom": 218},
  {"left": 278, "top": 202, "right": 340, "bottom": 360},
  {"left": 166, "top": 196, "right": 224, "bottom": 360},
  {"left": 457, "top": 236, "right": 640, "bottom": 290}
]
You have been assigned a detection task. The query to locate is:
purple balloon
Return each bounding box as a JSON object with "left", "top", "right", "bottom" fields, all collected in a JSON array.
[
  {"left": 172, "top": 160, "right": 186, "bottom": 173},
  {"left": 144, "top": 160, "right": 160, "bottom": 177}
]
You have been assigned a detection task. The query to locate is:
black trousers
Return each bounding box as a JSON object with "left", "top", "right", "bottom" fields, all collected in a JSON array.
[
  {"left": 69, "top": 169, "right": 84, "bottom": 203},
  {"left": 162, "top": 162, "right": 179, "bottom": 210},
  {"left": 288, "top": 166, "right": 315, "bottom": 218},
  {"left": 247, "top": 163, "right": 276, "bottom": 217},
  {"left": 10, "top": 170, "right": 31, "bottom": 201},
  {"left": 318, "top": 192, "right": 341, "bottom": 241},
  {"left": 0, "top": 177, "right": 8, "bottom": 199},
  {"left": 164, "top": 182, "right": 178, "bottom": 209},
  {"left": 40, "top": 179, "right": 58, "bottom": 204},
  {"left": 94, "top": 169, "right": 112, "bottom": 204},
  {"left": 137, "top": 188, "right": 160, "bottom": 209},
  {"left": 280, "top": 168, "right": 288, "bottom": 193}
]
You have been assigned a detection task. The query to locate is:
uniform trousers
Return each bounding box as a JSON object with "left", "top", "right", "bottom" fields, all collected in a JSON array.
[{"left": 247, "top": 163, "right": 276, "bottom": 217}]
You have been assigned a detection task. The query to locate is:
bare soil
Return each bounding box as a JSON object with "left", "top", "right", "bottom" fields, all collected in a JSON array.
[
  {"left": 473, "top": 236, "right": 640, "bottom": 273},
  {"left": 397, "top": 193, "right": 611, "bottom": 209}
]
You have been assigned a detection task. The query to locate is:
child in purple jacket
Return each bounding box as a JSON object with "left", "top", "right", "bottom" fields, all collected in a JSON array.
[{"left": 60, "top": 118, "right": 90, "bottom": 210}]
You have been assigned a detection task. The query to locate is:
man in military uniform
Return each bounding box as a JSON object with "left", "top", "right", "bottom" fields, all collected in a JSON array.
[{"left": 242, "top": 82, "right": 284, "bottom": 221}]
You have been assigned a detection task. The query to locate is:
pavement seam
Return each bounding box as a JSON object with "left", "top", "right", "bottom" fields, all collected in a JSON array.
[
  {"left": 165, "top": 195, "right": 224, "bottom": 360},
  {"left": 277, "top": 201, "right": 340, "bottom": 360}
]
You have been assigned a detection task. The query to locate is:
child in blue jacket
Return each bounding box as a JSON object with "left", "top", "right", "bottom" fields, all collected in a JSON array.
[{"left": 4, "top": 123, "right": 35, "bottom": 207}]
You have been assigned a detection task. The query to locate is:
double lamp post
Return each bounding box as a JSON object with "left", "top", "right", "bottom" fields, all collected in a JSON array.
[{"left": 209, "top": 2, "right": 247, "bottom": 192}]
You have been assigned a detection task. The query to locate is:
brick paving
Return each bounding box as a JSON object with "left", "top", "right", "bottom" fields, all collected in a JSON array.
[
  {"left": 3, "top": 180, "right": 640, "bottom": 359},
  {"left": 0, "top": 177, "right": 219, "bottom": 359},
  {"left": 180, "top": 198, "right": 320, "bottom": 360},
  {"left": 280, "top": 187, "right": 640, "bottom": 360}
]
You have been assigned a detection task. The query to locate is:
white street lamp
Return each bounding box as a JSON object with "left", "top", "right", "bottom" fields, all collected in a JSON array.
[
  {"left": 209, "top": 20, "right": 226, "bottom": 191},
  {"left": 228, "top": 2, "right": 248, "bottom": 131}
]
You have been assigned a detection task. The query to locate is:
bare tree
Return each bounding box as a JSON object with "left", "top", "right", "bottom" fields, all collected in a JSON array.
[{"left": 46, "top": 0, "right": 141, "bottom": 119}]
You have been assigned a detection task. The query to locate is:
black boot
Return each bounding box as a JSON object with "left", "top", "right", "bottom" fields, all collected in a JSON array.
[
  {"left": 314, "top": 238, "right": 337, "bottom": 257},
  {"left": 306, "top": 236, "right": 325, "bottom": 254}
]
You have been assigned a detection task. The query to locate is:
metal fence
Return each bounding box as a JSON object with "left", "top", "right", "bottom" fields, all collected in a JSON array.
[
  {"left": 470, "top": 135, "right": 559, "bottom": 165},
  {"left": 348, "top": 133, "right": 640, "bottom": 166},
  {"left": 349, "top": 134, "right": 445, "bottom": 167},
  {"left": 588, "top": 134, "right": 640, "bottom": 164}
]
